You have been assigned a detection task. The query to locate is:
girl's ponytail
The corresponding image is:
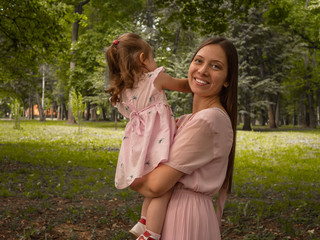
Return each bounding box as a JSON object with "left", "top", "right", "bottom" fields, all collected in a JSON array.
[{"left": 105, "top": 33, "right": 152, "bottom": 105}]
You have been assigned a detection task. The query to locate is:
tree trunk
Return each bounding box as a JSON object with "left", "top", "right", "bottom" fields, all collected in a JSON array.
[
  {"left": 292, "top": 99, "right": 296, "bottom": 126},
  {"left": 90, "top": 105, "right": 98, "bottom": 121},
  {"left": 317, "top": 91, "right": 320, "bottom": 126},
  {"left": 42, "top": 64, "right": 46, "bottom": 111},
  {"left": 67, "top": 86, "right": 76, "bottom": 123},
  {"left": 313, "top": 48, "right": 319, "bottom": 126},
  {"left": 307, "top": 92, "right": 316, "bottom": 128},
  {"left": 50, "top": 104, "right": 54, "bottom": 120},
  {"left": 67, "top": 0, "right": 90, "bottom": 124},
  {"left": 146, "top": 0, "right": 156, "bottom": 47},
  {"left": 304, "top": 53, "right": 316, "bottom": 128},
  {"left": 102, "top": 107, "right": 107, "bottom": 121},
  {"left": 259, "top": 109, "right": 267, "bottom": 126},
  {"left": 275, "top": 93, "right": 281, "bottom": 127},
  {"left": 35, "top": 92, "right": 46, "bottom": 122},
  {"left": 63, "top": 103, "right": 67, "bottom": 120},
  {"left": 242, "top": 95, "right": 251, "bottom": 130},
  {"left": 112, "top": 108, "right": 118, "bottom": 130},
  {"left": 267, "top": 95, "right": 276, "bottom": 128},
  {"left": 243, "top": 112, "right": 251, "bottom": 130},
  {"left": 298, "top": 96, "right": 307, "bottom": 127},
  {"left": 28, "top": 94, "right": 32, "bottom": 120},
  {"left": 31, "top": 103, "right": 34, "bottom": 119},
  {"left": 237, "top": 113, "right": 242, "bottom": 125},
  {"left": 251, "top": 110, "right": 256, "bottom": 126},
  {"left": 85, "top": 102, "right": 90, "bottom": 120},
  {"left": 57, "top": 105, "right": 61, "bottom": 120}
]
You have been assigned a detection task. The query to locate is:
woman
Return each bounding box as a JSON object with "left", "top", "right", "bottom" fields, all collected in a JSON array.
[{"left": 131, "top": 37, "right": 238, "bottom": 239}]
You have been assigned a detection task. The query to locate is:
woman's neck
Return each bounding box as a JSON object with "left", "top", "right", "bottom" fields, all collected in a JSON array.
[{"left": 192, "top": 95, "right": 223, "bottom": 114}]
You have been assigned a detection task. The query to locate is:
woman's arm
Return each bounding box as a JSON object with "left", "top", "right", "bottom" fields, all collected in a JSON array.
[
  {"left": 153, "top": 72, "right": 191, "bottom": 93},
  {"left": 130, "top": 164, "right": 184, "bottom": 198}
]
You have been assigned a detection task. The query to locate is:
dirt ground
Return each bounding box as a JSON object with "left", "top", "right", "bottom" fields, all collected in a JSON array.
[{"left": 1, "top": 196, "right": 318, "bottom": 240}]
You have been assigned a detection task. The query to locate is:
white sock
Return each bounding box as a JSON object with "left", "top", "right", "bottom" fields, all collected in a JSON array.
[{"left": 145, "top": 229, "right": 161, "bottom": 240}]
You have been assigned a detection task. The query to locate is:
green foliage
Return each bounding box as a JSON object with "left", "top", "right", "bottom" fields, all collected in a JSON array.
[
  {"left": 162, "top": 51, "right": 195, "bottom": 116},
  {"left": 0, "top": 0, "right": 319, "bottom": 129},
  {"left": 155, "top": 0, "right": 228, "bottom": 35},
  {"left": 227, "top": 6, "right": 292, "bottom": 127},
  {"left": 0, "top": 0, "right": 73, "bottom": 114},
  {"left": 0, "top": 0, "right": 73, "bottom": 81},
  {"left": 8, "top": 97, "right": 23, "bottom": 130},
  {"left": 265, "top": 0, "right": 320, "bottom": 49},
  {"left": 71, "top": 89, "right": 85, "bottom": 132}
]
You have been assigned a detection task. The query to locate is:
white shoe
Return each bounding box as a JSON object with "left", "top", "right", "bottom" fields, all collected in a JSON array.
[
  {"left": 136, "top": 231, "right": 158, "bottom": 240},
  {"left": 129, "top": 221, "right": 146, "bottom": 237}
]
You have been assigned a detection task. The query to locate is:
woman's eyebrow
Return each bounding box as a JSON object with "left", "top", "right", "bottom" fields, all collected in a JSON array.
[
  {"left": 211, "top": 60, "right": 225, "bottom": 65},
  {"left": 195, "top": 54, "right": 204, "bottom": 58},
  {"left": 196, "top": 54, "right": 224, "bottom": 64}
]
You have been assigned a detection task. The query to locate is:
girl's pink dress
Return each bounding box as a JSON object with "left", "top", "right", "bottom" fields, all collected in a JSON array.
[
  {"left": 162, "top": 108, "right": 233, "bottom": 240},
  {"left": 114, "top": 67, "right": 176, "bottom": 189}
]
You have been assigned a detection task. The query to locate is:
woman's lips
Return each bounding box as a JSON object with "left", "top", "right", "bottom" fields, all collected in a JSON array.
[{"left": 194, "top": 78, "right": 209, "bottom": 86}]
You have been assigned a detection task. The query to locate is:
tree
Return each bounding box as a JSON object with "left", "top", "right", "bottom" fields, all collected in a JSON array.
[
  {"left": 66, "top": 0, "right": 144, "bottom": 122},
  {"left": 265, "top": 0, "right": 320, "bottom": 127},
  {"left": 8, "top": 96, "right": 23, "bottom": 129},
  {"left": 71, "top": 89, "right": 85, "bottom": 133},
  {"left": 227, "top": 5, "right": 292, "bottom": 130},
  {"left": 67, "top": 0, "right": 90, "bottom": 124},
  {"left": 0, "top": 0, "right": 73, "bottom": 122}
]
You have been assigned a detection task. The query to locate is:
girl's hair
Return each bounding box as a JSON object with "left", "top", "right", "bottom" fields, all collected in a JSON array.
[
  {"left": 105, "top": 33, "right": 153, "bottom": 104},
  {"left": 192, "top": 37, "right": 239, "bottom": 194}
]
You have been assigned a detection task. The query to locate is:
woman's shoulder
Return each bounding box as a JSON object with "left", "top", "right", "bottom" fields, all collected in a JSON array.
[
  {"left": 191, "top": 107, "right": 231, "bottom": 127},
  {"left": 176, "top": 108, "right": 232, "bottom": 134}
]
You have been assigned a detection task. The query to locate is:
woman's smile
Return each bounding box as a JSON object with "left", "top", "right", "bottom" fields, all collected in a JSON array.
[{"left": 194, "top": 77, "right": 210, "bottom": 86}]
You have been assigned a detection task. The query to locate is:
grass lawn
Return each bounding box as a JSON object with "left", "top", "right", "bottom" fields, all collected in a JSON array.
[{"left": 0, "top": 119, "right": 319, "bottom": 239}]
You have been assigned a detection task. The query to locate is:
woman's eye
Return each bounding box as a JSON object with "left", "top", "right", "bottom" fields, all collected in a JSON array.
[
  {"left": 194, "top": 59, "right": 202, "bottom": 63},
  {"left": 212, "top": 64, "right": 220, "bottom": 69}
]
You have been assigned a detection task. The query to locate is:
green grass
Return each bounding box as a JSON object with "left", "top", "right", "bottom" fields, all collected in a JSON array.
[
  {"left": 0, "top": 119, "right": 319, "bottom": 239},
  {"left": 225, "top": 130, "right": 320, "bottom": 239},
  {"left": 0, "top": 120, "right": 127, "bottom": 200}
]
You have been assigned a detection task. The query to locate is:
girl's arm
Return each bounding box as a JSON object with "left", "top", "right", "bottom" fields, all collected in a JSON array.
[
  {"left": 130, "top": 163, "right": 184, "bottom": 198},
  {"left": 153, "top": 72, "right": 191, "bottom": 93}
]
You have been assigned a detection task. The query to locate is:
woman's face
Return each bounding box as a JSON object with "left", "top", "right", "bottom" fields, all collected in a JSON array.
[{"left": 188, "top": 44, "right": 228, "bottom": 98}]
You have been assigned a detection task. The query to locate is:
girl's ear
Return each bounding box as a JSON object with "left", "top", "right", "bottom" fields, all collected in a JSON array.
[
  {"left": 139, "top": 52, "right": 146, "bottom": 64},
  {"left": 224, "top": 81, "right": 229, "bottom": 88}
]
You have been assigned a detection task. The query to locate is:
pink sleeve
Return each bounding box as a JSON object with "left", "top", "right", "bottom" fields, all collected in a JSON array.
[
  {"left": 149, "top": 67, "right": 165, "bottom": 83},
  {"left": 114, "top": 101, "right": 130, "bottom": 119},
  {"left": 165, "top": 118, "right": 215, "bottom": 174},
  {"left": 165, "top": 110, "right": 233, "bottom": 175}
]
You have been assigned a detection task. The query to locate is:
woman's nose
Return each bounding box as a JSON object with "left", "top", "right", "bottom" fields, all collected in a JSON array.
[{"left": 198, "top": 64, "right": 208, "bottom": 75}]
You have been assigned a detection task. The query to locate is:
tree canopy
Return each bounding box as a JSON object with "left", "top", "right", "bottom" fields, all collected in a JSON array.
[{"left": 0, "top": 0, "right": 319, "bottom": 129}]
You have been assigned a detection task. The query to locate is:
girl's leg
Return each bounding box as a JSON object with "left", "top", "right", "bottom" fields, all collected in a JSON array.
[
  {"left": 130, "top": 197, "right": 151, "bottom": 237},
  {"left": 141, "top": 197, "right": 152, "bottom": 219},
  {"left": 146, "top": 189, "right": 172, "bottom": 235}
]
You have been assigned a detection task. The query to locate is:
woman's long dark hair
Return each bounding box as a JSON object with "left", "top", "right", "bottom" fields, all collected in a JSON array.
[{"left": 192, "top": 37, "right": 239, "bottom": 193}]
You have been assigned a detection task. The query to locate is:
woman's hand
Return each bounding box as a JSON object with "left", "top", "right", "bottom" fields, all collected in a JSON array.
[{"left": 130, "top": 164, "right": 184, "bottom": 198}]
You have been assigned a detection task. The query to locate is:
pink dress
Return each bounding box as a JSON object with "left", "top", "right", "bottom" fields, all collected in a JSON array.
[
  {"left": 114, "top": 67, "right": 176, "bottom": 189},
  {"left": 162, "top": 108, "right": 233, "bottom": 240}
]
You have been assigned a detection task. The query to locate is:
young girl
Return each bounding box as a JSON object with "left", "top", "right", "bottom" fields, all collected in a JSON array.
[{"left": 105, "top": 33, "right": 191, "bottom": 240}]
